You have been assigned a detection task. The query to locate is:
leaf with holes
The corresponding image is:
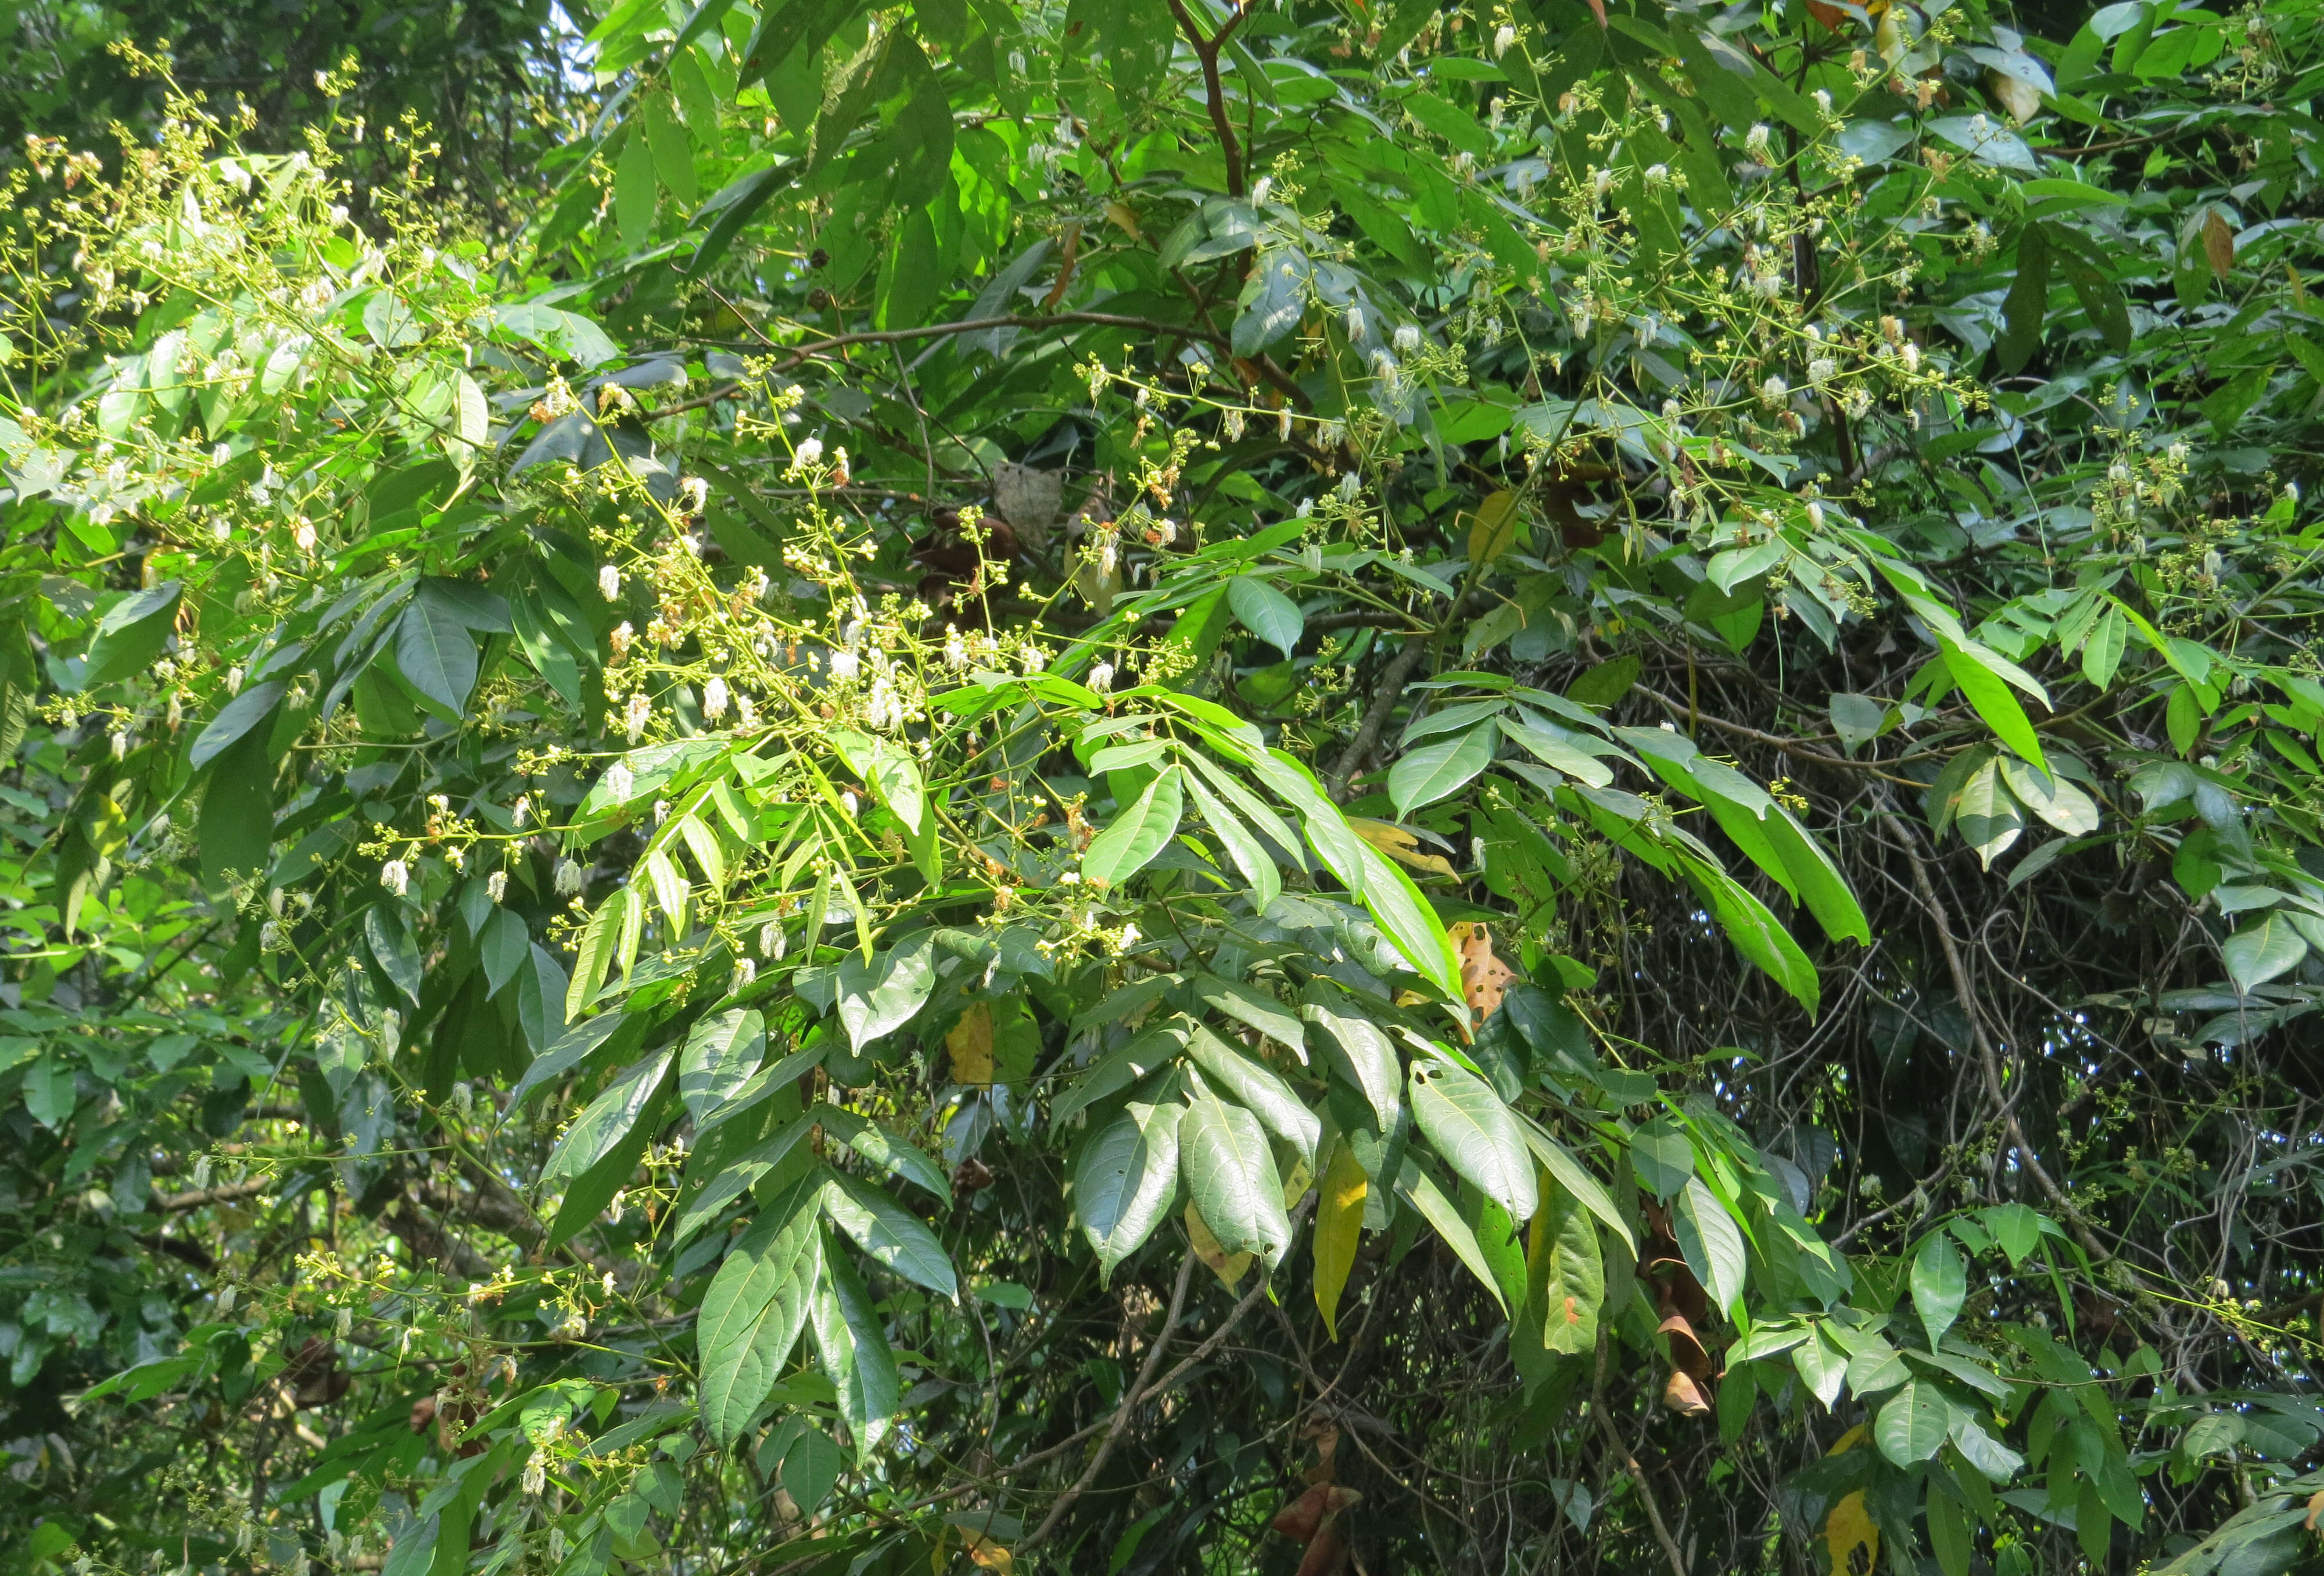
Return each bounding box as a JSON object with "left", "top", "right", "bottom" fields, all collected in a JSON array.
[{"left": 1411, "top": 1056, "right": 1536, "bottom": 1223}]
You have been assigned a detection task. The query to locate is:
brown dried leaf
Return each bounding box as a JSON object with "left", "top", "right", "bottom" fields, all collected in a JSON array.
[
  {"left": 1659, "top": 1312, "right": 1713, "bottom": 1379},
  {"left": 2204, "top": 210, "right": 2236, "bottom": 280},
  {"left": 1450, "top": 920, "right": 1519, "bottom": 1026},
  {"left": 1662, "top": 1368, "right": 1714, "bottom": 1416},
  {"left": 1293, "top": 1524, "right": 1353, "bottom": 1576}
]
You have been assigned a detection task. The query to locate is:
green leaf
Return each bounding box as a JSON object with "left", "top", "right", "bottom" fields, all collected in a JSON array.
[
  {"left": 1179, "top": 1072, "right": 1292, "bottom": 1265},
  {"left": 1928, "top": 1482, "right": 1974, "bottom": 1576},
  {"left": 824, "top": 726, "right": 926, "bottom": 833},
  {"left": 834, "top": 933, "right": 937, "bottom": 1051},
  {"left": 1979, "top": 1202, "right": 2043, "bottom": 1266},
  {"left": 1760, "top": 805, "right": 1871, "bottom": 945},
  {"left": 697, "top": 1177, "right": 824, "bottom": 1442},
  {"left": 1354, "top": 842, "right": 1463, "bottom": 1000},
  {"left": 82, "top": 580, "right": 181, "bottom": 686},
  {"left": 1082, "top": 765, "right": 1183, "bottom": 888},
  {"left": 24, "top": 1054, "right": 75, "bottom": 1129},
  {"left": 1998, "top": 223, "right": 2052, "bottom": 375},
  {"left": 1182, "top": 768, "right": 1281, "bottom": 913},
  {"left": 1394, "top": 1157, "right": 1507, "bottom": 1312},
  {"left": 1226, "top": 575, "right": 1304, "bottom": 658},
  {"left": 1629, "top": 1116, "right": 1695, "bottom": 1199},
  {"left": 1532, "top": 1177, "right": 1605, "bottom": 1355},
  {"left": 1193, "top": 973, "right": 1305, "bottom": 1053},
  {"left": 567, "top": 900, "right": 620, "bottom": 1022},
  {"left": 1793, "top": 1326, "right": 1848, "bottom": 1409},
  {"left": 1939, "top": 636, "right": 2049, "bottom": 776},
  {"left": 1997, "top": 757, "right": 2100, "bottom": 836},
  {"left": 1911, "top": 1231, "right": 1968, "bottom": 1348},
  {"left": 2223, "top": 911, "right": 2308, "bottom": 991},
  {"left": 1674, "top": 1177, "right": 1748, "bottom": 1316},
  {"left": 395, "top": 594, "right": 479, "bottom": 719},
  {"left": 820, "top": 1171, "right": 958, "bottom": 1297},
  {"left": 1953, "top": 761, "right": 2025, "bottom": 871},
  {"left": 1184, "top": 1023, "right": 1319, "bottom": 1162},
  {"left": 2059, "top": 252, "right": 2132, "bottom": 352},
  {"left": 1876, "top": 1380, "right": 1959, "bottom": 1466},
  {"left": 1518, "top": 1123, "right": 1635, "bottom": 1252},
  {"left": 809, "top": 1237, "right": 900, "bottom": 1461},
  {"left": 1387, "top": 723, "right": 1496, "bottom": 818},
  {"left": 508, "top": 1012, "right": 629, "bottom": 1111},
  {"left": 191, "top": 681, "right": 287, "bottom": 770},
  {"left": 678, "top": 1008, "right": 765, "bottom": 1126},
  {"left": 1497, "top": 715, "right": 1615, "bottom": 787},
  {"left": 543, "top": 1046, "right": 673, "bottom": 1181},
  {"left": 1075, "top": 1098, "right": 1184, "bottom": 1282},
  {"left": 198, "top": 711, "right": 278, "bottom": 887},
  {"left": 2083, "top": 608, "right": 2128, "bottom": 689},
  {"left": 1304, "top": 993, "right": 1403, "bottom": 1131},
  {"left": 615, "top": 131, "right": 658, "bottom": 249},
  {"left": 1460, "top": 1185, "right": 1530, "bottom": 1314},
  {"left": 480, "top": 907, "right": 529, "bottom": 997},
  {"left": 672, "top": 1116, "right": 812, "bottom": 1245},
  {"left": 365, "top": 906, "right": 422, "bottom": 1004},
  {"left": 818, "top": 1107, "right": 951, "bottom": 1202},
  {"left": 1410, "top": 1056, "right": 1537, "bottom": 1223},
  {"left": 643, "top": 93, "right": 697, "bottom": 206}
]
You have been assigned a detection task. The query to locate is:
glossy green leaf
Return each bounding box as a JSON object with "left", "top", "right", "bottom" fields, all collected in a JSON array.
[
  {"left": 1179, "top": 1072, "right": 1292, "bottom": 1265},
  {"left": 542, "top": 1045, "right": 672, "bottom": 1181},
  {"left": 1226, "top": 574, "right": 1304, "bottom": 658},
  {"left": 697, "top": 1176, "right": 824, "bottom": 1442},
  {"left": 1674, "top": 1177, "right": 1748, "bottom": 1316},
  {"left": 820, "top": 1170, "right": 958, "bottom": 1298},
  {"left": 1410, "top": 1056, "right": 1536, "bottom": 1224},
  {"left": 1075, "top": 1098, "right": 1184, "bottom": 1281},
  {"left": 1083, "top": 766, "right": 1183, "bottom": 889},
  {"left": 1387, "top": 723, "right": 1495, "bottom": 818}
]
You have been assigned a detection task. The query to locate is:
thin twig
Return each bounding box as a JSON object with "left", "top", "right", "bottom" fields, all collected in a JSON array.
[
  {"left": 1019, "top": 1252, "right": 1198, "bottom": 1552},
  {"left": 1593, "top": 1407, "right": 1689, "bottom": 1576}
]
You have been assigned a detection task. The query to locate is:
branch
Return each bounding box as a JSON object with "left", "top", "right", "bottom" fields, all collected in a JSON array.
[
  {"left": 1875, "top": 804, "right": 2116, "bottom": 1266},
  {"left": 1328, "top": 636, "right": 1432, "bottom": 801},
  {"left": 1163, "top": 0, "right": 1247, "bottom": 196},
  {"left": 776, "top": 311, "right": 1232, "bottom": 367},
  {"left": 1019, "top": 1252, "right": 1198, "bottom": 1553},
  {"left": 1594, "top": 1407, "right": 1690, "bottom": 1576},
  {"left": 155, "top": 1178, "right": 272, "bottom": 1212}
]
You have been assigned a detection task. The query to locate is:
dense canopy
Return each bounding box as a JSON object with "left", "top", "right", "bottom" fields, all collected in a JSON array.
[{"left": 3, "top": 0, "right": 2324, "bottom": 1572}]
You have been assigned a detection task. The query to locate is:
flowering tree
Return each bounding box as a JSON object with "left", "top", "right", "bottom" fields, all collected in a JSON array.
[{"left": 5, "top": 2, "right": 2324, "bottom": 1574}]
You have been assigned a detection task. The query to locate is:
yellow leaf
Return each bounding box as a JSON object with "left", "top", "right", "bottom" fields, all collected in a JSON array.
[
  {"left": 1825, "top": 1491, "right": 1879, "bottom": 1576},
  {"left": 948, "top": 1001, "right": 995, "bottom": 1086},
  {"left": 1826, "top": 1424, "right": 1871, "bottom": 1457},
  {"left": 964, "top": 1533, "right": 1013, "bottom": 1573},
  {"left": 1346, "top": 816, "right": 1457, "bottom": 879},
  {"left": 1103, "top": 200, "right": 1143, "bottom": 242},
  {"left": 1281, "top": 1156, "right": 1314, "bottom": 1210},
  {"left": 1186, "top": 1201, "right": 1251, "bottom": 1290},
  {"left": 1312, "top": 1141, "right": 1367, "bottom": 1338},
  {"left": 1468, "top": 489, "right": 1521, "bottom": 568},
  {"left": 1874, "top": 2, "right": 1915, "bottom": 63}
]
